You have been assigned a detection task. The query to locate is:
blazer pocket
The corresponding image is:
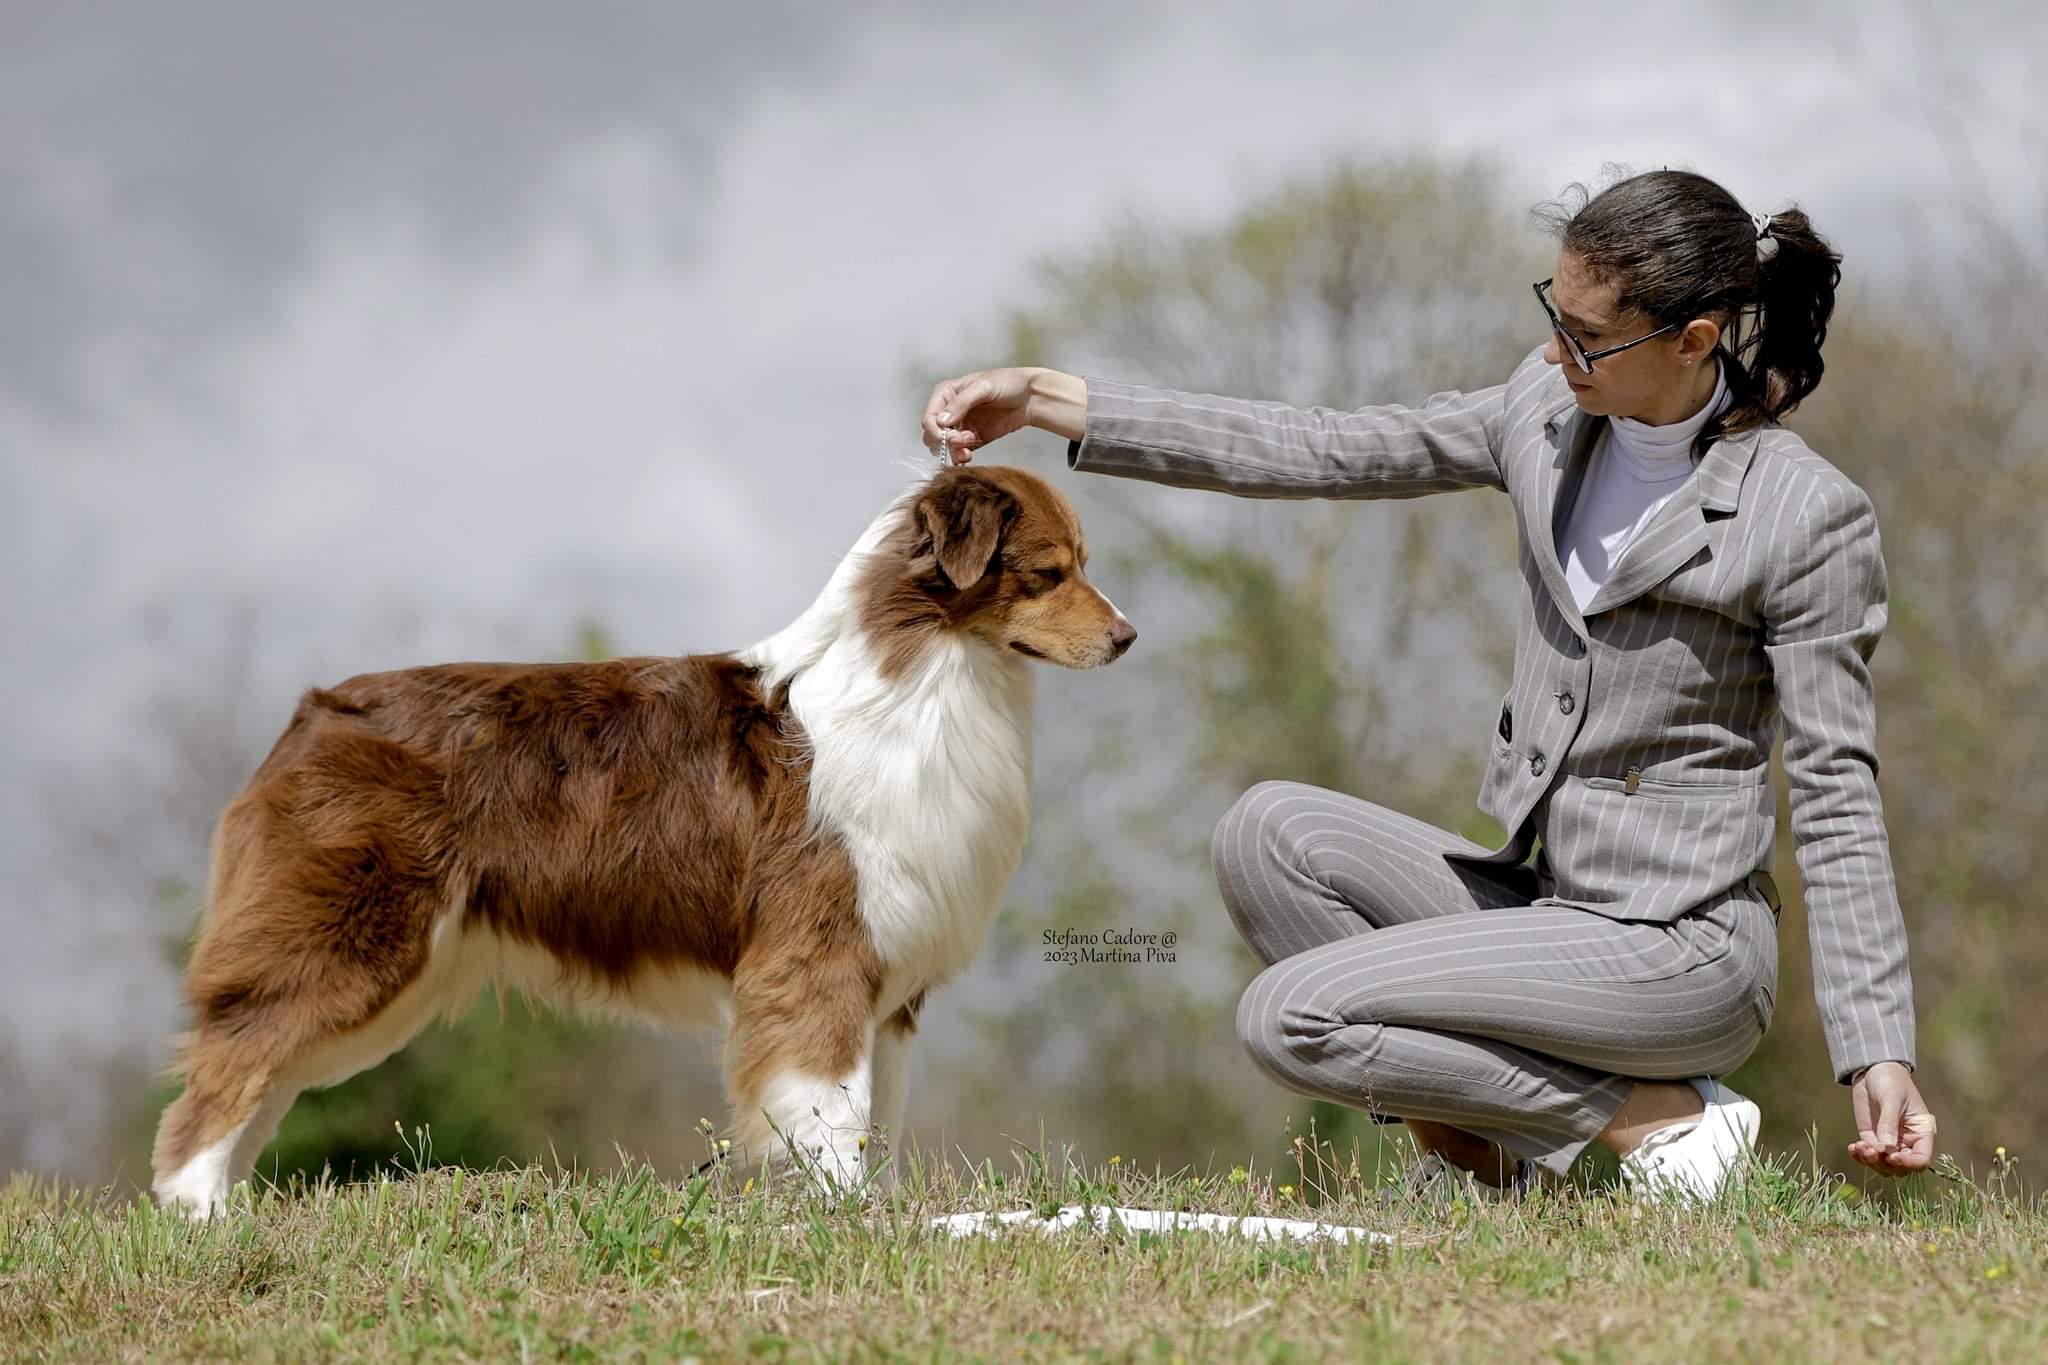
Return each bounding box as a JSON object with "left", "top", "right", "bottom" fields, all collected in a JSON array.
[
  {"left": 1541, "top": 774, "right": 1777, "bottom": 916},
  {"left": 1583, "top": 774, "right": 1758, "bottom": 801}
]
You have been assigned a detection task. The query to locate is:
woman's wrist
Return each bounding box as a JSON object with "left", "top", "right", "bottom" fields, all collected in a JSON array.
[{"left": 1025, "top": 367, "right": 1088, "bottom": 444}]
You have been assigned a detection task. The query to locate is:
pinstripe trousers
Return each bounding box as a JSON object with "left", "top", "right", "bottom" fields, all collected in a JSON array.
[{"left": 1220, "top": 780, "right": 1779, "bottom": 1177}]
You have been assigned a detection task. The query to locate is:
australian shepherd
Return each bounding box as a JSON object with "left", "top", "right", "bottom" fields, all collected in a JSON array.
[{"left": 150, "top": 462, "right": 1135, "bottom": 1215}]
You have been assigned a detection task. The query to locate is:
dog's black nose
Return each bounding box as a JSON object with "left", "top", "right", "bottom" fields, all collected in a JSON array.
[{"left": 1109, "top": 618, "right": 1137, "bottom": 658}]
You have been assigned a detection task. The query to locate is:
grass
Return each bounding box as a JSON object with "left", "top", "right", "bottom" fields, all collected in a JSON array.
[{"left": 1, "top": 1126, "right": 2039, "bottom": 1363}]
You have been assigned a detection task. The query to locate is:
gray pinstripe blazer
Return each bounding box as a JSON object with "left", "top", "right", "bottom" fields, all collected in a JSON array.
[{"left": 1064, "top": 343, "right": 1915, "bottom": 1084}]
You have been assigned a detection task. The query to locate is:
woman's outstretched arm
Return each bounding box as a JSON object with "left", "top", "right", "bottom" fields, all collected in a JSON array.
[{"left": 922, "top": 347, "right": 1548, "bottom": 501}]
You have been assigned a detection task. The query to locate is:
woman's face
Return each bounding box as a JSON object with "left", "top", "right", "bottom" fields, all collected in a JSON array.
[{"left": 1543, "top": 251, "right": 1716, "bottom": 420}]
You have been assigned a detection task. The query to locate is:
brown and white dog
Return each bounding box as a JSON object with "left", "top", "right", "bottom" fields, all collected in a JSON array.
[{"left": 150, "top": 463, "right": 1134, "bottom": 1216}]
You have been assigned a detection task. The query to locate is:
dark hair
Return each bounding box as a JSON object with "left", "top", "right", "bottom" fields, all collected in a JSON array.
[{"left": 1531, "top": 167, "right": 1843, "bottom": 452}]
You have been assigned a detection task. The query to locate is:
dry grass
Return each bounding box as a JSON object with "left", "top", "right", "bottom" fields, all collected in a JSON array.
[{"left": 2, "top": 1128, "right": 2040, "bottom": 1363}]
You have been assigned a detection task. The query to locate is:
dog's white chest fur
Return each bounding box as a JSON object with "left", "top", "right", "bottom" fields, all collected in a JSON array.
[
  {"left": 794, "top": 630, "right": 1033, "bottom": 1007},
  {"left": 741, "top": 492, "right": 1036, "bottom": 1015}
]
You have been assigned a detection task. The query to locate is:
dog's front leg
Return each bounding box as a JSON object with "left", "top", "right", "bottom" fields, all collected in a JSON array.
[
  {"left": 724, "top": 961, "right": 877, "bottom": 1197},
  {"left": 762, "top": 1039, "right": 872, "bottom": 1195},
  {"left": 868, "top": 1007, "right": 917, "bottom": 1190}
]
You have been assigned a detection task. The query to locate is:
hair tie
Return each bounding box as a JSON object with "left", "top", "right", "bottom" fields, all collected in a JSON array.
[{"left": 1749, "top": 208, "right": 1779, "bottom": 262}]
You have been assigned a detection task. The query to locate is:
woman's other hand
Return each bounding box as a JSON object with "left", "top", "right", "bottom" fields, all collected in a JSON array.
[{"left": 1846, "top": 1061, "right": 1935, "bottom": 1175}]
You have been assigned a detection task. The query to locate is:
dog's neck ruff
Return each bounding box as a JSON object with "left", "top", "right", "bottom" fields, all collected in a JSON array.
[{"left": 739, "top": 488, "right": 1036, "bottom": 1007}]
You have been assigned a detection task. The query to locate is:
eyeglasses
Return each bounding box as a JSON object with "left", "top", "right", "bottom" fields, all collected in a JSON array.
[{"left": 1533, "top": 278, "right": 1684, "bottom": 373}]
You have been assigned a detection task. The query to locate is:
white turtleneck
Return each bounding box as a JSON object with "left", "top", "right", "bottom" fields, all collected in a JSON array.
[{"left": 1559, "top": 359, "right": 1732, "bottom": 612}]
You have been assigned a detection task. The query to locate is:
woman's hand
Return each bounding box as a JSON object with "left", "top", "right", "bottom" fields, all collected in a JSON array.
[
  {"left": 921, "top": 367, "right": 1064, "bottom": 464},
  {"left": 1846, "top": 1060, "right": 1935, "bottom": 1175}
]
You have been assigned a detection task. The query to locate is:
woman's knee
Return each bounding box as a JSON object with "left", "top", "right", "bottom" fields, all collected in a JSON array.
[
  {"left": 1213, "top": 780, "right": 1294, "bottom": 872},
  {"left": 1234, "top": 972, "right": 1293, "bottom": 1082},
  {"left": 1212, "top": 782, "right": 1308, "bottom": 960},
  {"left": 1211, "top": 779, "right": 1318, "bottom": 913},
  {"left": 1235, "top": 966, "right": 1341, "bottom": 1086}
]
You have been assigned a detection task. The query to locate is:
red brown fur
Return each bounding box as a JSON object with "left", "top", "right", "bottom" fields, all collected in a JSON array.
[{"left": 150, "top": 463, "right": 1135, "bottom": 1212}]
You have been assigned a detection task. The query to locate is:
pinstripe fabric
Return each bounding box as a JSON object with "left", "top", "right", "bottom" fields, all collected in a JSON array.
[
  {"left": 1066, "top": 344, "right": 1915, "bottom": 1085},
  {"left": 1216, "top": 780, "right": 1775, "bottom": 1176}
]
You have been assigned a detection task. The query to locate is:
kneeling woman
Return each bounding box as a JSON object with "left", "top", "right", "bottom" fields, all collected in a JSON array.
[{"left": 922, "top": 167, "right": 1935, "bottom": 1200}]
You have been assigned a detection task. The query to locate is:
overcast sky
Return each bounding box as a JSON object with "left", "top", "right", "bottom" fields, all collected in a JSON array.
[{"left": 4, "top": 1, "right": 2040, "bottom": 1169}]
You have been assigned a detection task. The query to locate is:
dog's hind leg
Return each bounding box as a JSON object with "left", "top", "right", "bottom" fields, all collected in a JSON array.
[
  {"left": 151, "top": 919, "right": 464, "bottom": 1218},
  {"left": 152, "top": 825, "right": 458, "bottom": 1214},
  {"left": 151, "top": 1038, "right": 305, "bottom": 1219}
]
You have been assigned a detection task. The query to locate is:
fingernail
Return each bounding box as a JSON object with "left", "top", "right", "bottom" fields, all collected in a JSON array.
[{"left": 939, "top": 410, "right": 951, "bottom": 421}]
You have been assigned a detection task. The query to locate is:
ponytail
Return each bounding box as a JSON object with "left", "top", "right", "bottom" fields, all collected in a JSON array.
[{"left": 1728, "top": 205, "right": 1841, "bottom": 432}]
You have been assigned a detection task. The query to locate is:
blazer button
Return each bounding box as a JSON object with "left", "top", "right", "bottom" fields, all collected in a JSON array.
[
  {"left": 1557, "top": 690, "right": 1575, "bottom": 715},
  {"left": 1529, "top": 752, "right": 1547, "bottom": 777}
]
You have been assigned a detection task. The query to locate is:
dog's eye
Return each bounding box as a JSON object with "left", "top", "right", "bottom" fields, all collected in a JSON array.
[{"left": 1027, "top": 567, "right": 1064, "bottom": 592}]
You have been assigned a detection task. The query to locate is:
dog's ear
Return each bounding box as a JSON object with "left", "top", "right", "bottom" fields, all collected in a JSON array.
[{"left": 915, "top": 472, "right": 1016, "bottom": 590}]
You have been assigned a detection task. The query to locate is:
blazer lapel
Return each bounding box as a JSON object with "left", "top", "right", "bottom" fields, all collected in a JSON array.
[
  {"left": 1580, "top": 423, "right": 1764, "bottom": 617},
  {"left": 1528, "top": 394, "right": 1601, "bottom": 638}
]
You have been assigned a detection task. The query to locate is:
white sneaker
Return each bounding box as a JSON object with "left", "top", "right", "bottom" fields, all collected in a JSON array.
[{"left": 1618, "top": 1076, "right": 1760, "bottom": 1204}]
